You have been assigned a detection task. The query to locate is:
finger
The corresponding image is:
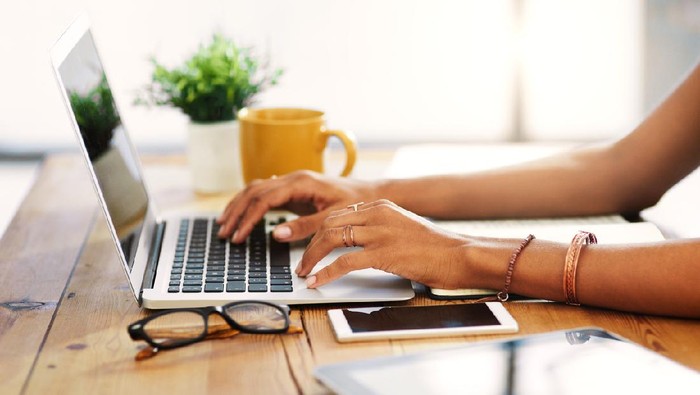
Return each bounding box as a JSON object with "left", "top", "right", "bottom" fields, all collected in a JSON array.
[
  {"left": 231, "top": 183, "right": 304, "bottom": 243},
  {"left": 297, "top": 226, "right": 347, "bottom": 276},
  {"left": 302, "top": 207, "right": 373, "bottom": 253},
  {"left": 297, "top": 225, "right": 368, "bottom": 276},
  {"left": 229, "top": 190, "right": 283, "bottom": 243},
  {"left": 324, "top": 208, "right": 371, "bottom": 227},
  {"left": 351, "top": 199, "right": 396, "bottom": 212},
  {"left": 217, "top": 194, "right": 246, "bottom": 238},
  {"left": 216, "top": 179, "right": 274, "bottom": 238},
  {"left": 305, "top": 251, "right": 373, "bottom": 289},
  {"left": 272, "top": 211, "right": 328, "bottom": 242},
  {"left": 217, "top": 178, "right": 268, "bottom": 224},
  {"left": 324, "top": 199, "right": 387, "bottom": 219}
]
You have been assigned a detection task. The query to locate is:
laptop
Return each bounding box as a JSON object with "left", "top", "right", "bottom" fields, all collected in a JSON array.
[{"left": 50, "top": 14, "right": 414, "bottom": 309}]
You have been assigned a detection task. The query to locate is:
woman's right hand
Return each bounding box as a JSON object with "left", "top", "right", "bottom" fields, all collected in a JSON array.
[{"left": 216, "top": 170, "right": 379, "bottom": 244}]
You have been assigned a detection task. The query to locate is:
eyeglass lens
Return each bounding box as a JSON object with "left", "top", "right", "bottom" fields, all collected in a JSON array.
[
  {"left": 223, "top": 302, "right": 287, "bottom": 331},
  {"left": 142, "top": 311, "right": 207, "bottom": 346}
]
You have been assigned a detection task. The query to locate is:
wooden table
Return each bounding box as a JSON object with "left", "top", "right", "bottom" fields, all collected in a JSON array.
[{"left": 3, "top": 152, "right": 700, "bottom": 395}]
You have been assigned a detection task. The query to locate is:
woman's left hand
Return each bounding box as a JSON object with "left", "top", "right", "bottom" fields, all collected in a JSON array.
[{"left": 296, "top": 199, "right": 471, "bottom": 289}]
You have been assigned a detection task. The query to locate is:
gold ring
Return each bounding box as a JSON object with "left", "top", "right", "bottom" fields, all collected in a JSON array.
[
  {"left": 349, "top": 225, "right": 356, "bottom": 247},
  {"left": 342, "top": 225, "right": 353, "bottom": 248},
  {"left": 347, "top": 202, "right": 365, "bottom": 212}
]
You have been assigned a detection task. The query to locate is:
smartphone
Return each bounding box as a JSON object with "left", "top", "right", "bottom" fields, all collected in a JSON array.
[{"left": 328, "top": 302, "right": 518, "bottom": 343}]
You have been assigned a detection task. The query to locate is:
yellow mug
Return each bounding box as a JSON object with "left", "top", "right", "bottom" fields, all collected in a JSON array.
[{"left": 238, "top": 108, "right": 357, "bottom": 183}]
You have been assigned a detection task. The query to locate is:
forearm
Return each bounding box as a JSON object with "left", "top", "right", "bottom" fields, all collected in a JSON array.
[
  {"left": 373, "top": 145, "right": 640, "bottom": 219},
  {"left": 463, "top": 236, "right": 700, "bottom": 318}
]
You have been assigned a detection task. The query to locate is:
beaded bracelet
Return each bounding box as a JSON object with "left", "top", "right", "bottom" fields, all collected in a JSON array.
[
  {"left": 496, "top": 234, "right": 536, "bottom": 302},
  {"left": 563, "top": 231, "right": 597, "bottom": 305}
]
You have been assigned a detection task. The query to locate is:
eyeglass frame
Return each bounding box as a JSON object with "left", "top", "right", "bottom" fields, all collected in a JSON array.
[{"left": 128, "top": 300, "right": 291, "bottom": 351}]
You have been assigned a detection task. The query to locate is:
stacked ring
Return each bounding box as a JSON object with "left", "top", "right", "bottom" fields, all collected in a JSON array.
[{"left": 342, "top": 225, "right": 356, "bottom": 247}]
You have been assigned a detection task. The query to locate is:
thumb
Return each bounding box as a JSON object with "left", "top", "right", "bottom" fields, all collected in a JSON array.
[{"left": 272, "top": 211, "right": 328, "bottom": 242}]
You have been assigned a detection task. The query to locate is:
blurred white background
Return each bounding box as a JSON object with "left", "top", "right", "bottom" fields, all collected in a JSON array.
[
  {"left": 1, "top": 0, "right": 699, "bottom": 237},
  {"left": 4, "top": 0, "right": 698, "bottom": 153}
]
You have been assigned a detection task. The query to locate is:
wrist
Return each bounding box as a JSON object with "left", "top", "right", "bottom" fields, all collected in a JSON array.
[{"left": 461, "top": 237, "right": 530, "bottom": 291}]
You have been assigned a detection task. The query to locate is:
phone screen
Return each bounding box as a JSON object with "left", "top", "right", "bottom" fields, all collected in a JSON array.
[{"left": 342, "top": 304, "right": 501, "bottom": 333}]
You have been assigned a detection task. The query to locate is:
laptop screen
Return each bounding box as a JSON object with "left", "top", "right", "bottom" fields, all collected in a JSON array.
[{"left": 55, "top": 26, "right": 149, "bottom": 271}]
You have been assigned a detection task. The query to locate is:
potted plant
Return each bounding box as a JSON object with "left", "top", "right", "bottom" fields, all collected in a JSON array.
[{"left": 139, "top": 34, "right": 282, "bottom": 193}]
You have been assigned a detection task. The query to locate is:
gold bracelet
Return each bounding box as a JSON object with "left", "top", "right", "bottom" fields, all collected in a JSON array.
[{"left": 563, "top": 231, "right": 597, "bottom": 305}]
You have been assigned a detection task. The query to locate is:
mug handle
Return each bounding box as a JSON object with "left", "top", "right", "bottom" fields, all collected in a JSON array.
[{"left": 320, "top": 129, "right": 357, "bottom": 177}]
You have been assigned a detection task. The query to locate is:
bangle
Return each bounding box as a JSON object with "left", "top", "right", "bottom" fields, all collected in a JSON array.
[
  {"left": 563, "top": 231, "right": 597, "bottom": 306},
  {"left": 496, "top": 234, "right": 536, "bottom": 302}
]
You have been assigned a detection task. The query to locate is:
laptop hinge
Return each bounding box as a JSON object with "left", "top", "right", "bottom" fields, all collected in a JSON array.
[{"left": 142, "top": 221, "right": 166, "bottom": 294}]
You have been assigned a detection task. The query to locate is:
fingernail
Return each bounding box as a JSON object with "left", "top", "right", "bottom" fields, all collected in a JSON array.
[
  {"left": 295, "top": 262, "right": 301, "bottom": 275},
  {"left": 305, "top": 276, "right": 317, "bottom": 288},
  {"left": 231, "top": 230, "right": 239, "bottom": 243},
  {"left": 273, "top": 225, "right": 292, "bottom": 240}
]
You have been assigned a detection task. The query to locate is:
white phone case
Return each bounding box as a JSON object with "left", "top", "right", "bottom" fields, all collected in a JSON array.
[{"left": 328, "top": 302, "right": 518, "bottom": 343}]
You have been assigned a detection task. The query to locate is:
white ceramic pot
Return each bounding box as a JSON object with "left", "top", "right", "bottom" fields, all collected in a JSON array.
[{"left": 187, "top": 120, "right": 243, "bottom": 193}]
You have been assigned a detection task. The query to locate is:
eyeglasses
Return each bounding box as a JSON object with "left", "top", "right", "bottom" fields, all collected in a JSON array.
[{"left": 128, "top": 301, "right": 302, "bottom": 360}]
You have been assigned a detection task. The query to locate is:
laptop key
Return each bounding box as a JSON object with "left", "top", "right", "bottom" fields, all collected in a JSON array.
[
  {"left": 270, "top": 285, "right": 293, "bottom": 292},
  {"left": 248, "top": 284, "right": 268, "bottom": 292},
  {"left": 270, "top": 279, "right": 292, "bottom": 286},
  {"left": 182, "top": 286, "right": 202, "bottom": 293},
  {"left": 248, "top": 278, "right": 267, "bottom": 284},
  {"left": 204, "top": 283, "right": 224, "bottom": 292},
  {"left": 269, "top": 236, "right": 290, "bottom": 267},
  {"left": 168, "top": 286, "right": 180, "bottom": 293},
  {"left": 226, "top": 282, "right": 246, "bottom": 292}
]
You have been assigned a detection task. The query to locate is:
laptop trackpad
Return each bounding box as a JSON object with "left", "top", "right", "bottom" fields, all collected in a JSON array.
[{"left": 290, "top": 247, "right": 415, "bottom": 300}]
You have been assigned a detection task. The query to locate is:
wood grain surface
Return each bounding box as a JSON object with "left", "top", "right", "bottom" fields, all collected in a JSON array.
[{"left": 2, "top": 153, "right": 699, "bottom": 395}]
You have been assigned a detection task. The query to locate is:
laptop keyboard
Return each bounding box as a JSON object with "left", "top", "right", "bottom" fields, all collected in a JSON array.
[{"left": 168, "top": 218, "right": 293, "bottom": 294}]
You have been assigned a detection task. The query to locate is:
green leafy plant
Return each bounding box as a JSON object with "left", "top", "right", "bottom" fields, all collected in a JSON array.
[
  {"left": 70, "top": 73, "right": 121, "bottom": 160},
  {"left": 138, "top": 34, "right": 283, "bottom": 123}
]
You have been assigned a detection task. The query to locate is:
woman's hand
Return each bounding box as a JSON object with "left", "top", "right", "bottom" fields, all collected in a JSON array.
[
  {"left": 217, "top": 170, "right": 378, "bottom": 244},
  {"left": 296, "top": 199, "right": 471, "bottom": 289}
]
